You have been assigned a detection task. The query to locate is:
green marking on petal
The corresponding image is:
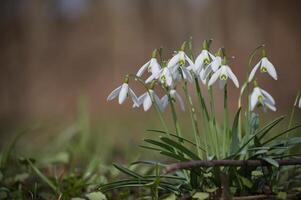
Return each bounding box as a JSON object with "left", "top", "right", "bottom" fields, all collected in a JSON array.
[
  {"left": 258, "top": 95, "right": 263, "bottom": 103},
  {"left": 147, "top": 64, "right": 152, "bottom": 72},
  {"left": 204, "top": 58, "right": 210, "bottom": 65},
  {"left": 219, "top": 74, "right": 228, "bottom": 80},
  {"left": 160, "top": 75, "right": 166, "bottom": 81},
  {"left": 179, "top": 59, "right": 185, "bottom": 66},
  {"left": 260, "top": 66, "right": 267, "bottom": 73}
]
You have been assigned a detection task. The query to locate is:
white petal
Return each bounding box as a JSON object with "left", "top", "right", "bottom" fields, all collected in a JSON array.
[
  {"left": 161, "top": 95, "right": 169, "bottom": 110},
  {"left": 263, "top": 58, "right": 277, "bottom": 80},
  {"left": 151, "top": 59, "right": 161, "bottom": 75},
  {"left": 118, "top": 83, "right": 129, "bottom": 104},
  {"left": 210, "top": 57, "right": 222, "bottom": 72},
  {"left": 164, "top": 68, "right": 173, "bottom": 86},
  {"left": 136, "top": 61, "right": 150, "bottom": 77},
  {"left": 107, "top": 86, "right": 121, "bottom": 101},
  {"left": 250, "top": 88, "right": 261, "bottom": 111},
  {"left": 194, "top": 51, "right": 206, "bottom": 70},
  {"left": 264, "top": 100, "right": 277, "bottom": 111},
  {"left": 298, "top": 97, "right": 301, "bottom": 108},
  {"left": 182, "top": 67, "right": 193, "bottom": 82},
  {"left": 248, "top": 60, "right": 261, "bottom": 82},
  {"left": 226, "top": 66, "right": 239, "bottom": 88},
  {"left": 128, "top": 88, "right": 139, "bottom": 105},
  {"left": 208, "top": 68, "right": 222, "bottom": 86},
  {"left": 184, "top": 54, "right": 194, "bottom": 66},
  {"left": 143, "top": 93, "right": 152, "bottom": 111},
  {"left": 154, "top": 94, "right": 163, "bottom": 112},
  {"left": 175, "top": 91, "right": 185, "bottom": 111},
  {"left": 145, "top": 69, "right": 162, "bottom": 83},
  {"left": 167, "top": 54, "right": 180, "bottom": 68},
  {"left": 260, "top": 89, "right": 275, "bottom": 105},
  {"left": 133, "top": 92, "right": 147, "bottom": 107}
]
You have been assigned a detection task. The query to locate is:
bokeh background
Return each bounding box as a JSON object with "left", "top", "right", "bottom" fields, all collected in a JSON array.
[{"left": 1, "top": 0, "right": 301, "bottom": 160}]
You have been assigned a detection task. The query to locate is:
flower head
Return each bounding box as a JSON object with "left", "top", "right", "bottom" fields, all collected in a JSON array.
[
  {"left": 167, "top": 51, "right": 194, "bottom": 69},
  {"left": 248, "top": 57, "right": 277, "bottom": 82},
  {"left": 133, "top": 90, "right": 162, "bottom": 112},
  {"left": 145, "top": 67, "right": 173, "bottom": 87},
  {"left": 136, "top": 58, "right": 161, "bottom": 77},
  {"left": 107, "top": 82, "right": 138, "bottom": 105},
  {"left": 193, "top": 49, "right": 215, "bottom": 74},
  {"left": 208, "top": 65, "right": 239, "bottom": 88},
  {"left": 161, "top": 89, "right": 185, "bottom": 111},
  {"left": 250, "top": 87, "right": 276, "bottom": 112}
]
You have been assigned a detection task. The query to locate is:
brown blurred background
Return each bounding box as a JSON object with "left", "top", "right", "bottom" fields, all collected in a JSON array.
[{"left": 0, "top": 0, "right": 300, "bottom": 136}]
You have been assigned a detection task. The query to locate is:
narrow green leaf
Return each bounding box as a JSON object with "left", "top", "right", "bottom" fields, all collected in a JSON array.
[
  {"left": 230, "top": 108, "right": 241, "bottom": 154},
  {"left": 113, "top": 164, "right": 143, "bottom": 179},
  {"left": 261, "top": 157, "right": 279, "bottom": 168}
]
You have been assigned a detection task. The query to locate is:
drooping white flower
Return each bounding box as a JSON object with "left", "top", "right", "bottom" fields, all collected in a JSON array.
[
  {"left": 136, "top": 58, "right": 161, "bottom": 77},
  {"left": 167, "top": 51, "right": 194, "bottom": 69},
  {"left": 248, "top": 57, "right": 277, "bottom": 82},
  {"left": 145, "top": 67, "right": 173, "bottom": 87},
  {"left": 133, "top": 90, "right": 162, "bottom": 112},
  {"left": 193, "top": 49, "right": 215, "bottom": 74},
  {"left": 250, "top": 87, "right": 276, "bottom": 112},
  {"left": 107, "top": 83, "right": 138, "bottom": 105},
  {"left": 161, "top": 89, "right": 185, "bottom": 111},
  {"left": 199, "top": 56, "right": 222, "bottom": 84},
  {"left": 208, "top": 65, "right": 239, "bottom": 88}
]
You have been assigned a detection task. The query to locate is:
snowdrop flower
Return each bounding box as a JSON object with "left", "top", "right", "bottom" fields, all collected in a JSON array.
[
  {"left": 248, "top": 57, "right": 277, "bottom": 82},
  {"left": 199, "top": 56, "right": 222, "bottom": 84},
  {"left": 208, "top": 65, "right": 239, "bottom": 88},
  {"left": 136, "top": 58, "right": 161, "bottom": 77},
  {"left": 298, "top": 96, "right": 301, "bottom": 108},
  {"left": 133, "top": 90, "right": 162, "bottom": 112},
  {"left": 107, "top": 82, "right": 138, "bottom": 105},
  {"left": 250, "top": 87, "right": 276, "bottom": 112},
  {"left": 193, "top": 49, "right": 215, "bottom": 75},
  {"left": 167, "top": 51, "right": 194, "bottom": 69},
  {"left": 161, "top": 89, "right": 185, "bottom": 111},
  {"left": 145, "top": 67, "right": 173, "bottom": 87}
]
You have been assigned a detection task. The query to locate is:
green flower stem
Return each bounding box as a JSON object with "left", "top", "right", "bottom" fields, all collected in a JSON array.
[
  {"left": 209, "top": 86, "right": 220, "bottom": 159},
  {"left": 194, "top": 77, "right": 210, "bottom": 158},
  {"left": 223, "top": 84, "right": 229, "bottom": 158},
  {"left": 288, "top": 91, "right": 300, "bottom": 130},
  {"left": 183, "top": 81, "right": 202, "bottom": 158},
  {"left": 168, "top": 94, "right": 182, "bottom": 139}
]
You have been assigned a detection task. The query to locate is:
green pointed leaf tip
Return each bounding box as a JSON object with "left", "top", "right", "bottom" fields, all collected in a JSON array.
[{"left": 261, "top": 157, "right": 279, "bottom": 168}]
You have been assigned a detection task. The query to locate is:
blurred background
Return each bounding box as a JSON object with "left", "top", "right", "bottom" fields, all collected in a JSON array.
[{"left": 0, "top": 0, "right": 300, "bottom": 161}]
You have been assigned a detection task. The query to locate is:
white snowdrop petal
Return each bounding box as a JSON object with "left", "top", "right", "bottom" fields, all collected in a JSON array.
[
  {"left": 226, "top": 67, "right": 239, "bottom": 88},
  {"left": 134, "top": 92, "right": 147, "bottom": 107},
  {"left": 261, "top": 89, "right": 275, "bottom": 104},
  {"left": 264, "top": 59, "right": 278, "bottom": 80},
  {"left": 118, "top": 83, "right": 129, "bottom": 104},
  {"left": 161, "top": 95, "right": 169, "bottom": 110},
  {"left": 107, "top": 86, "right": 122, "bottom": 101},
  {"left": 250, "top": 88, "right": 260, "bottom": 111},
  {"left": 136, "top": 61, "right": 150, "bottom": 77},
  {"left": 211, "top": 57, "right": 222, "bottom": 72},
  {"left": 175, "top": 92, "right": 185, "bottom": 111},
  {"left": 167, "top": 54, "right": 180, "bottom": 68},
  {"left": 143, "top": 94, "right": 152, "bottom": 111},
  {"left": 248, "top": 60, "right": 261, "bottom": 82},
  {"left": 128, "top": 88, "right": 139, "bottom": 105},
  {"left": 151, "top": 59, "right": 161, "bottom": 75},
  {"left": 208, "top": 68, "right": 221, "bottom": 86},
  {"left": 185, "top": 54, "right": 194, "bottom": 66},
  {"left": 182, "top": 67, "right": 193, "bottom": 82},
  {"left": 264, "top": 100, "right": 277, "bottom": 112},
  {"left": 298, "top": 97, "right": 301, "bottom": 108}
]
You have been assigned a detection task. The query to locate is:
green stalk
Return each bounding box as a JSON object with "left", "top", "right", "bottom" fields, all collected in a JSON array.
[
  {"left": 168, "top": 94, "right": 182, "bottom": 138},
  {"left": 194, "top": 77, "right": 210, "bottom": 158},
  {"left": 183, "top": 81, "right": 202, "bottom": 158},
  {"left": 223, "top": 84, "right": 229, "bottom": 158},
  {"left": 288, "top": 91, "right": 300, "bottom": 130},
  {"left": 209, "top": 86, "right": 220, "bottom": 159}
]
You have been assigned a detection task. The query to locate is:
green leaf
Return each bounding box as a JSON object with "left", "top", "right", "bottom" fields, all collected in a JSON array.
[
  {"left": 238, "top": 175, "right": 253, "bottom": 189},
  {"left": 85, "top": 192, "right": 107, "bottom": 200},
  {"left": 113, "top": 164, "right": 143, "bottom": 179},
  {"left": 230, "top": 108, "right": 241, "bottom": 154},
  {"left": 277, "top": 192, "right": 287, "bottom": 200},
  {"left": 261, "top": 157, "right": 279, "bottom": 168},
  {"left": 262, "top": 124, "right": 301, "bottom": 145},
  {"left": 160, "top": 137, "right": 200, "bottom": 160},
  {"left": 144, "top": 139, "right": 174, "bottom": 152},
  {"left": 192, "top": 192, "right": 209, "bottom": 200}
]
